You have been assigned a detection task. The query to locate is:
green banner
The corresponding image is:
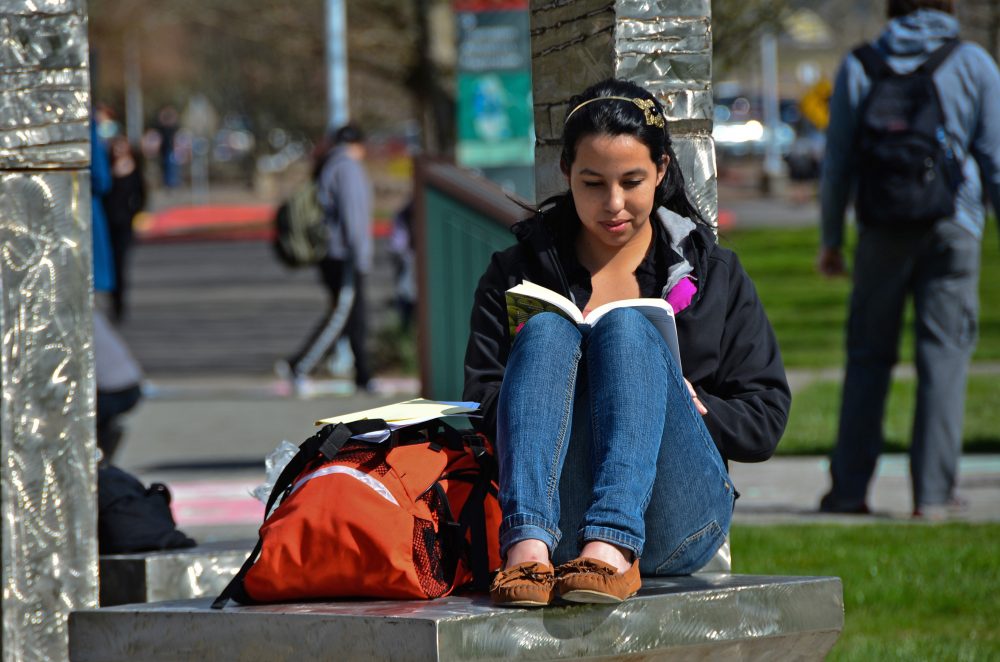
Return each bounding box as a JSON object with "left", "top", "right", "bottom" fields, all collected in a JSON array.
[{"left": 457, "top": 70, "right": 534, "bottom": 168}]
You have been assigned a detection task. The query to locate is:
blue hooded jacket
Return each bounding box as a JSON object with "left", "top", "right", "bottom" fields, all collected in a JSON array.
[
  {"left": 91, "top": 119, "right": 115, "bottom": 292},
  {"left": 820, "top": 9, "right": 1000, "bottom": 248}
]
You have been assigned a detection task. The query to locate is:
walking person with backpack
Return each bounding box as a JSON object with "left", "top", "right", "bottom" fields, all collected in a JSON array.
[
  {"left": 277, "top": 124, "right": 374, "bottom": 394},
  {"left": 817, "top": 0, "right": 1000, "bottom": 519}
]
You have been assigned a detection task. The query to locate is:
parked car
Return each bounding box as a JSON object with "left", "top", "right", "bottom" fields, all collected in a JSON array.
[{"left": 712, "top": 96, "right": 799, "bottom": 157}]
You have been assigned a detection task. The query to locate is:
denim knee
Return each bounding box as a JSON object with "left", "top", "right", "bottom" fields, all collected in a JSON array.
[
  {"left": 517, "top": 311, "right": 580, "bottom": 345},
  {"left": 590, "top": 308, "right": 673, "bottom": 365},
  {"left": 590, "top": 307, "right": 650, "bottom": 339}
]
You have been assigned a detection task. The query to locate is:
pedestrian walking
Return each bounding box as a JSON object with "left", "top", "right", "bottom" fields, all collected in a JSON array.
[
  {"left": 464, "top": 78, "right": 790, "bottom": 607},
  {"left": 278, "top": 124, "right": 374, "bottom": 393},
  {"left": 389, "top": 200, "right": 417, "bottom": 332},
  {"left": 817, "top": 0, "right": 1000, "bottom": 519},
  {"left": 154, "top": 105, "right": 181, "bottom": 189},
  {"left": 104, "top": 135, "right": 147, "bottom": 323}
]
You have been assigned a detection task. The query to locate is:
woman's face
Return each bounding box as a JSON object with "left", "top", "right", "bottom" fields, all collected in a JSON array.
[{"left": 566, "top": 132, "right": 666, "bottom": 251}]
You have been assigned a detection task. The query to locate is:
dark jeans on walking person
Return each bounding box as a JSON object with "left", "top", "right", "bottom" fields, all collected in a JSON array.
[
  {"left": 107, "top": 222, "right": 133, "bottom": 322},
  {"left": 824, "top": 221, "right": 979, "bottom": 514},
  {"left": 287, "top": 257, "right": 371, "bottom": 389}
]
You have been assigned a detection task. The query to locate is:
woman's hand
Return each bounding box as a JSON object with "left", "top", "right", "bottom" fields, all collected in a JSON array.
[{"left": 685, "top": 379, "right": 707, "bottom": 416}]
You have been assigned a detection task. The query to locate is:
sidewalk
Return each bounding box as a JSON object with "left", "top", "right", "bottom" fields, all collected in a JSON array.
[{"left": 119, "top": 372, "right": 1000, "bottom": 543}]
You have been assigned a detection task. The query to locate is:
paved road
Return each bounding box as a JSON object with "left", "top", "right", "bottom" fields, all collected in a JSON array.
[{"left": 117, "top": 238, "right": 400, "bottom": 376}]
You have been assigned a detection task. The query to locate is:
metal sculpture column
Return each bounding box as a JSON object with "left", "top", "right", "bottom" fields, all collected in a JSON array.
[
  {"left": 0, "top": 1, "right": 97, "bottom": 660},
  {"left": 530, "top": 0, "right": 717, "bottom": 224}
]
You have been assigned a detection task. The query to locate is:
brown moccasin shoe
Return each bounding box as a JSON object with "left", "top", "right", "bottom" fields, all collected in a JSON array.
[
  {"left": 489, "top": 561, "right": 556, "bottom": 607},
  {"left": 556, "top": 557, "right": 641, "bottom": 604}
]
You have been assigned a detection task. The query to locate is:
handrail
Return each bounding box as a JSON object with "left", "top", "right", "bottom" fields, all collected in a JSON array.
[
  {"left": 413, "top": 158, "right": 532, "bottom": 398},
  {"left": 415, "top": 159, "right": 531, "bottom": 230}
]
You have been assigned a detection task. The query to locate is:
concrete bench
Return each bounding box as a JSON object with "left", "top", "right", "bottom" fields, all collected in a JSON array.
[
  {"left": 71, "top": 574, "right": 843, "bottom": 661},
  {"left": 99, "top": 541, "right": 252, "bottom": 606},
  {"left": 97, "top": 539, "right": 728, "bottom": 607}
]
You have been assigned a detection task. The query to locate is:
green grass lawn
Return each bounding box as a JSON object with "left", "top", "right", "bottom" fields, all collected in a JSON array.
[
  {"left": 716, "top": 219, "right": 1000, "bottom": 455},
  {"left": 732, "top": 524, "right": 1000, "bottom": 661},
  {"left": 719, "top": 220, "right": 1000, "bottom": 369},
  {"left": 724, "top": 223, "right": 1000, "bottom": 660},
  {"left": 780, "top": 374, "right": 1000, "bottom": 454}
]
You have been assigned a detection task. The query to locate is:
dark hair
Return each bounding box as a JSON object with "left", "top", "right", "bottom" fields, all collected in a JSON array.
[
  {"left": 332, "top": 123, "right": 365, "bottom": 145},
  {"left": 554, "top": 78, "right": 708, "bottom": 227},
  {"left": 888, "top": 0, "right": 955, "bottom": 18}
]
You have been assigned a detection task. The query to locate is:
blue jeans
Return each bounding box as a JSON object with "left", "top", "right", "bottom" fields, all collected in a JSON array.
[{"left": 496, "top": 310, "right": 735, "bottom": 575}]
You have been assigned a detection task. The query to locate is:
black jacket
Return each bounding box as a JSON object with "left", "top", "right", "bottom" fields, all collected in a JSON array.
[{"left": 462, "top": 206, "right": 791, "bottom": 464}]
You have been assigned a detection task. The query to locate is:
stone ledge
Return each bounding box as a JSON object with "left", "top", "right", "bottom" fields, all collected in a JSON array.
[
  {"left": 72, "top": 574, "right": 843, "bottom": 661},
  {"left": 99, "top": 541, "right": 252, "bottom": 607}
]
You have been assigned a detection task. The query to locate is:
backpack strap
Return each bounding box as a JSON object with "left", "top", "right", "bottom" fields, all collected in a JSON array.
[
  {"left": 458, "top": 452, "right": 496, "bottom": 590},
  {"left": 917, "top": 38, "right": 960, "bottom": 75},
  {"left": 431, "top": 449, "right": 496, "bottom": 592},
  {"left": 852, "top": 43, "right": 891, "bottom": 80},
  {"left": 211, "top": 418, "right": 388, "bottom": 609},
  {"left": 854, "top": 39, "right": 960, "bottom": 80}
]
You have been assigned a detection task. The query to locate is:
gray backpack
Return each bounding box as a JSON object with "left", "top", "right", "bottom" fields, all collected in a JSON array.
[{"left": 273, "top": 180, "right": 328, "bottom": 267}]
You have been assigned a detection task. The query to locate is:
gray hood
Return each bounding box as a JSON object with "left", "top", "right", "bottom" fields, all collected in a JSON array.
[
  {"left": 655, "top": 207, "right": 696, "bottom": 296},
  {"left": 877, "top": 9, "right": 959, "bottom": 57}
]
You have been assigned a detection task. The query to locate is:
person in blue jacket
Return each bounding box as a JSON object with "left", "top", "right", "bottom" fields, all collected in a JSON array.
[
  {"left": 91, "top": 118, "right": 115, "bottom": 295},
  {"left": 817, "top": 0, "right": 1000, "bottom": 519}
]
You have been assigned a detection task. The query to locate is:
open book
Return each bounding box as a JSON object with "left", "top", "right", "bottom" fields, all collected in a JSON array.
[{"left": 506, "top": 281, "right": 681, "bottom": 367}]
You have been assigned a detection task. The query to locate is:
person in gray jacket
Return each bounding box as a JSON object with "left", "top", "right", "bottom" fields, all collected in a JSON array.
[
  {"left": 281, "top": 124, "right": 373, "bottom": 392},
  {"left": 817, "top": 0, "right": 1000, "bottom": 518}
]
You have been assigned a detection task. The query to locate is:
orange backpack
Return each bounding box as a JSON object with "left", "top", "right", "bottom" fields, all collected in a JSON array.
[{"left": 213, "top": 419, "right": 501, "bottom": 606}]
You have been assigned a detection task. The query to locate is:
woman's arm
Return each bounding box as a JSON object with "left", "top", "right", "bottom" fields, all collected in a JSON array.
[
  {"left": 694, "top": 253, "right": 791, "bottom": 462},
  {"left": 463, "top": 254, "right": 514, "bottom": 440}
]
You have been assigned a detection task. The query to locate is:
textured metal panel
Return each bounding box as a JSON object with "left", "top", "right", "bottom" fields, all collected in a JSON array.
[
  {"left": 1, "top": 3, "right": 94, "bottom": 661},
  {"left": 0, "top": 1, "right": 83, "bottom": 15},
  {"left": 616, "top": 0, "right": 711, "bottom": 20},
  {"left": 673, "top": 134, "right": 718, "bottom": 225},
  {"left": 99, "top": 544, "right": 253, "bottom": 607},
  {"left": 1, "top": 171, "right": 97, "bottom": 661},
  {"left": 0, "top": 9, "right": 90, "bottom": 169},
  {"left": 68, "top": 575, "right": 844, "bottom": 661}
]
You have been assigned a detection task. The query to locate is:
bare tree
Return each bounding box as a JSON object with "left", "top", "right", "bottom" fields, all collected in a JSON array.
[
  {"left": 712, "top": 0, "right": 794, "bottom": 77},
  {"left": 88, "top": 0, "right": 455, "bottom": 152}
]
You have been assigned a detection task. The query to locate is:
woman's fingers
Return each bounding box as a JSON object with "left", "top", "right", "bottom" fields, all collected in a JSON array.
[{"left": 685, "top": 378, "right": 707, "bottom": 416}]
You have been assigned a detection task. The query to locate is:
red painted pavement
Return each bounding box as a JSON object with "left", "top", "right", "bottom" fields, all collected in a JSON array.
[
  {"left": 168, "top": 478, "right": 265, "bottom": 527},
  {"left": 136, "top": 204, "right": 391, "bottom": 242}
]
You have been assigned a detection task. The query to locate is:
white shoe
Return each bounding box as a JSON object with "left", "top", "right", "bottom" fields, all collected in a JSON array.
[{"left": 274, "top": 360, "right": 309, "bottom": 397}]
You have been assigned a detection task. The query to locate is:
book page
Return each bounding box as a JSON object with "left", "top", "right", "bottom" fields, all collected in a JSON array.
[
  {"left": 505, "top": 281, "right": 583, "bottom": 337},
  {"left": 584, "top": 297, "right": 673, "bottom": 323},
  {"left": 316, "top": 398, "right": 479, "bottom": 426}
]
